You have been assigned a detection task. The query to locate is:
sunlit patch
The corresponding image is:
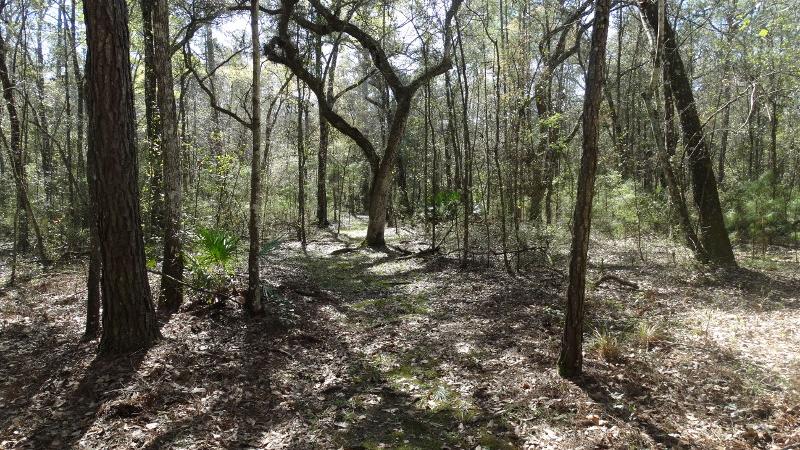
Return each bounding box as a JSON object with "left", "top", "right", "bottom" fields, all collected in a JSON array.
[
  {"left": 366, "top": 259, "right": 423, "bottom": 276},
  {"left": 455, "top": 341, "right": 473, "bottom": 355},
  {"left": 686, "top": 306, "right": 800, "bottom": 390}
]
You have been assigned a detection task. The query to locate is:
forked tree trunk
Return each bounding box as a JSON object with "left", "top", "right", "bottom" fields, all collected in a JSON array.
[
  {"left": 265, "top": 0, "right": 462, "bottom": 249},
  {"left": 559, "top": 0, "right": 610, "bottom": 379},
  {"left": 84, "top": 0, "right": 160, "bottom": 354}
]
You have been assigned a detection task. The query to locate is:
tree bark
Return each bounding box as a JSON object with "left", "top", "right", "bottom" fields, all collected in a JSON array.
[
  {"left": 246, "top": 0, "right": 264, "bottom": 315},
  {"left": 642, "top": 90, "right": 706, "bottom": 260},
  {"left": 152, "top": 0, "right": 184, "bottom": 311},
  {"left": 84, "top": 117, "right": 101, "bottom": 339},
  {"left": 638, "top": 0, "right": 736, "bottom": 266},
  {"left": 84, "top": 0, "right": 160, "bottom": 354},
  {"left": 297, "top": 84, "right": 307, "bottom": 246},
  {"left": 559, "top": 0, "right": 610, "bottom": 379}
]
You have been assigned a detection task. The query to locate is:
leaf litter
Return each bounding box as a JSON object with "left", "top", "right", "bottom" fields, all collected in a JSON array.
[{"left": 1, "top": 230, "right": 798, "bottom": 449}]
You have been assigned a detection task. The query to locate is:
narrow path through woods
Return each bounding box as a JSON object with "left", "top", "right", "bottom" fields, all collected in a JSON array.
[{"left": 1, "top": 221, "right": 798, "bottom": 448}]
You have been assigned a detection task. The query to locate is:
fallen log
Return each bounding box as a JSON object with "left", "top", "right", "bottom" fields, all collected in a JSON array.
[{"left": 593, "top": 274, "right": 639, "bottom": 290}]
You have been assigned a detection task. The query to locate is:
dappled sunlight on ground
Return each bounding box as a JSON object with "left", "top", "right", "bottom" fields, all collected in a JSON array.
[
  {"left": 686, "top": 307, "right": 800, "bottom": 390},
  {"left": 1, "top": 225, "right": 799, "bottom": 448}
]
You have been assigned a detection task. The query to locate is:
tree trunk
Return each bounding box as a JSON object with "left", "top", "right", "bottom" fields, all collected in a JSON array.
[
  {"left": 245, "top": 0, "right": 264, "bottom": 315},
  {"left": 204, "top": 25, "right": 222, "bottom": 157},
  {"left": 84, "top": 119, "right": 101, "bottom": 339},
  {"left": 642, "top": 91, "right": 706, "bottom": 260},
  {"left": 559, "top": 0, "right": 610, "bottom": 379},
  {"left": 70, "top": 0, "right": 86, "bottom": 198},
  {"left": 84, "top": 0, "right": 160, "bottom": 354},
  {"left": 365, "top": 96, "right": 413, "bottom": 247},
  {"left": 366, "top": 166, "right": 393, "bottom": 247},
  {"left": 638, "top": 0, "right": 735, "bottom": 266},
  {"left": 152, "top": 0, "right": 184, "bottom": 311},
  {"left": 297, "top": 85, "right": 307, "bottom": 246},
  {"left": 455, "top": 18, "right": 472, "bottom": 263},
  {"left": 315, "top": 37, "right": 338, "bottom": 228},
  {"left": 0, "top": 25, "right": 48, "bottom": 264},
  {"left": 718, "top": 84, "right": 730, "bottom": 185},
  {"left": 35, "top": 12, "right": 55, "bottom": 212},
  {"left": 140, "top": 0, "right": 163, "bottom": 236}
]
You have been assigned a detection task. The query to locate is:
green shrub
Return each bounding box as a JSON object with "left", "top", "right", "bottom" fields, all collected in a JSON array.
[
  {"left": 427, "top": 190, "right": 461, "bottom": 224},
  {"left": 724, "top": 172, "right": 800, "bottom": 250},
  {"left": 186, "top": 227, "right": 240, "bottom": 294},
  {"left": 593, "top": 171, "right": 668, "bottom": 239},
  {"left": 195, "top": 227, "right": 239, "bottom": 271}
]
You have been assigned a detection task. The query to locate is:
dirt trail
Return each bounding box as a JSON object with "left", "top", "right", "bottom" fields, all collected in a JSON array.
[{"left": 1, "top": 226, "right": 798, "bottom": 448}]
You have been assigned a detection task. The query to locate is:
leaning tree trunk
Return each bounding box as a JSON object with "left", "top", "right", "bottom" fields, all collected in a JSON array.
[
  {"left": 640, "top": 0, "right": 707, "bottom": 262},
  {"left": 638, "top": 0, "right": 736, "bottom": 266},
  {"left": 365, "top": 96, "right": 413, "bottom": 247},
  {"left": 559, "top": 0, "right": 611, "bottom": 379},
  {"left": 84, "top": 0, "right": 160, "bottom": 355},
  {"left": 152, "top": 0, "right": 184, "bottom": 312},
  {"left": 642, "top": 90, "right": 706, "bottom": 260}
]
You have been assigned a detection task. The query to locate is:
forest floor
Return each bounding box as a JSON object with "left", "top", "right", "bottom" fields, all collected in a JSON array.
[{"left": 1, "top": 220, "right": 799, "bottom": 449}]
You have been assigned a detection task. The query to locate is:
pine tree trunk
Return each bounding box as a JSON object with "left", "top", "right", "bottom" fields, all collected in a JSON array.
[
  {"left": 84, "top": 121, "right": 101, "bottom": 339},
  {"left": 84, "top": 0, "right": 160, "bottom": 355}
]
